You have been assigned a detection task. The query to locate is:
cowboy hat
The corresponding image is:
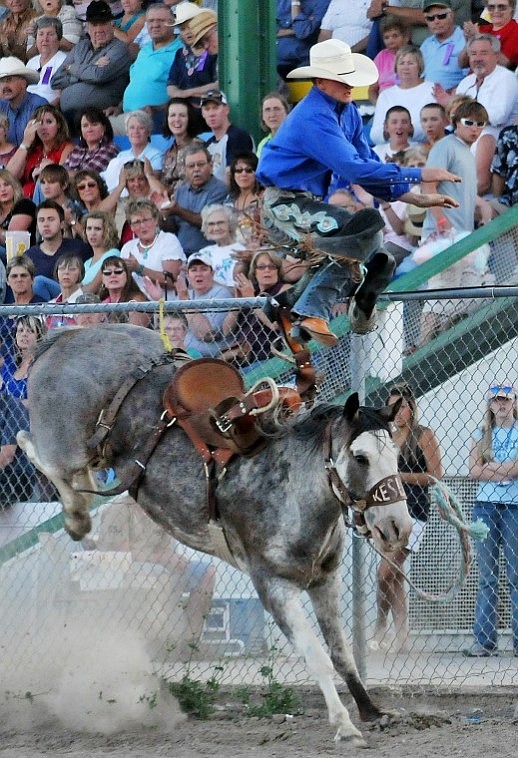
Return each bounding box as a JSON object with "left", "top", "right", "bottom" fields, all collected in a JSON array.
[
  {"left": 287, "top": 39, "right": 378, "bottom": 88},
  {"left": 0, "top": 56, "right": 40, "bottom": 84},
  {"left": 189, "top": 10, "right": 217, "bottom": 46},
  {"left": 85, "top": 1, "right": 114, "bottom": 23},
  {"left": 174, "top": 1, "right": 203, "bottom": 26}
]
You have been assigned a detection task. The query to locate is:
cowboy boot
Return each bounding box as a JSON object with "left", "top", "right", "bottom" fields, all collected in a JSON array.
[{"left": 349, "top": 251, "right": 396, "bottom": 334}]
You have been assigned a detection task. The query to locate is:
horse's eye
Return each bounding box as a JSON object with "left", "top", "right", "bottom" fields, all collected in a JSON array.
[{"left": 354, "top": 454, "right": 368, "bottom": 466}]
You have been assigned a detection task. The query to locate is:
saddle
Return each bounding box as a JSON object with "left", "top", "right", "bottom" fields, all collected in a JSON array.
[{"left": 163, "top": 358, "right": 302, "bottom": 466}]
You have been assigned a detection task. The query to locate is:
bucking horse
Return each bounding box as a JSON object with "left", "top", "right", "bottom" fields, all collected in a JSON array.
[{"left": 18, "top": 323, "right": 412, "bottom": 747}]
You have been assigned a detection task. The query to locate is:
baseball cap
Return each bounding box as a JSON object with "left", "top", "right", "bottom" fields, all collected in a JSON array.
[
  {"left": 200, "top": 89, "right": 228, "bottom": 107},
  {"left": 487, "top": 380, "right": 517, "bottom": 399},
  {"left": 422, "top": 0, "right": 452, "bottom": 11},
  {"left": 187, "top": 251, "right": 213, "bottom": 268}
]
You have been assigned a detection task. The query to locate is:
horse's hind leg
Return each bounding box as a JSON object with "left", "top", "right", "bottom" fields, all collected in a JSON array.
[
  {"left": 254, "top": 575, "right": 367, "bottom": 748},
  {"left": 308, "top": 570, "right": 382, "bottom": 723},
  {"left": 17, "top": 431, "right": 94, "bottom": 540}
]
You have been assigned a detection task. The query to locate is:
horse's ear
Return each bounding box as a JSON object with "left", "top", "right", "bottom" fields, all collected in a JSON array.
[
  {"left": 343, "top": 392, "right": 360, "bottom": 421},
  {"left": 379, "top": 397, "right": 401, "bottom": 423}
]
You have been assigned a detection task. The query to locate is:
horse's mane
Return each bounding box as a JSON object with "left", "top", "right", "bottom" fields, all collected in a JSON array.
[{"left": 259, "top": 401, "right": 392, "bottom": 453}]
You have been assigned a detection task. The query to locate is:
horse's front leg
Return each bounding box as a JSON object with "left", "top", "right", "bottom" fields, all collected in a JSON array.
[
  {"left": 253, "top": 575, "right": 367, "bottom": 748},
  {"left": 308, "top": 570, "right": 383, "bottom": 723},
  {"left": 17, "top": 431, "right": 94, "bottom": 541}
]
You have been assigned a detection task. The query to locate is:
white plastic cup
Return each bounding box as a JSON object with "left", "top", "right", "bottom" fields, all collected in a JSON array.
[{"left": 5, "top": 231, "right": 31, "bottom": 262}]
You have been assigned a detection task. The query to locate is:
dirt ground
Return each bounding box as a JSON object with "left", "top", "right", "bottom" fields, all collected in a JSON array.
[{"left": 0, "top": 687, "right": 516, "bottom": 757}]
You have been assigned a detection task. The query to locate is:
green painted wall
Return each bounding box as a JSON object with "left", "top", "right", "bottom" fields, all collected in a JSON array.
[{"left": 218, "top": 0, "right": 278, "bottom": 143}]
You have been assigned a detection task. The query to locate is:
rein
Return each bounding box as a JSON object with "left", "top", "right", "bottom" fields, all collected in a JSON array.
[
  {"left": 369, "top": 477, "right": 490, "bottom": 603},
  {"left": 323, "top": 420, "right": 405, "bottom": 524}
]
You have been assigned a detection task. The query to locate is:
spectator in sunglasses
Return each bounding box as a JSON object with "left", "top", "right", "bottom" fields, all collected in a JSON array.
[
  {"left": 465, "top": 380, "right": 518, "bottom": 657},
  {"left": 462, "top": 0, "right": 518, "bottom": 69},
  {"left": 225, "top": 153, "right": 263, "bottom": 246},
  {"left": 370, "top": 383, "right": 442, "bottom": 653},
  {"left": 420, "top": 1, "right": 468, "bottom": 91},
  {"left": 419, "top": 99, "right": 494, "bottom": 343}
]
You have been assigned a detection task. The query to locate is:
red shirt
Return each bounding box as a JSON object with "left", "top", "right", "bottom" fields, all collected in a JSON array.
[
  {"left": 480, "top": 20, "right": 518, "bottom": 68},
  {"left": 22, "top": 142, "right": 73, "bottom": 198}
]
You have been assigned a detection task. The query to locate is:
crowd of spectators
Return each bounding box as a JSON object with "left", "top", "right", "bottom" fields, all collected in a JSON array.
[{"left": 0, "top": 0, "right": 517, "bottom": 502}]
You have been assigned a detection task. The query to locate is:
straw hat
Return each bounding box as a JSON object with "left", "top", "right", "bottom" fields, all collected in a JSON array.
[
  {"left": 287, "top": 39, "right": 378, "bottom": 88},
  {"left": 0, "top": 56, "right": 40, "bottom": 84},
  {"left": 404, "top": 202, "right": 426, "bottom": 238},
  {"left": 189, "top": 10, "right": 217, "bottom": 46},
  {"left": 174, "top": 2, "right": 203, "bottom": 26}
]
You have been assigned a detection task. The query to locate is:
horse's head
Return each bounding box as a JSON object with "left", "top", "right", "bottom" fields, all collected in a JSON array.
[{"left": 335, "top": 393, "right": 412, "bottom": 553}]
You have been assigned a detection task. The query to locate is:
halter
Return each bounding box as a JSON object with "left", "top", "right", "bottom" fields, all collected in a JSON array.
[{"left": 323, "top": 419, "right": 405, "bottom": 521}]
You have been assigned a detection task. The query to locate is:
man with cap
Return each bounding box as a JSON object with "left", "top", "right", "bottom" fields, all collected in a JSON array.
[
  {"left": 166, "top": 3, "right": 218, "bottom": 114},
  {"left": 176, "top": 250, "right": 239, "bottom": 358},
  {"left": 51, "top": 1, "right": 131, "bottom": 130},
  {"left": 257, "top": 38, "right": 461, "bottom": 346},
  {"left": 0, "top": 57, "right": 47, "bottom": 145},
  {"left": 420, "top": 1, "right": 468, "bottom": 91},
  {"left": 201, "top": 90, "right": 254, "bottom": 183}
]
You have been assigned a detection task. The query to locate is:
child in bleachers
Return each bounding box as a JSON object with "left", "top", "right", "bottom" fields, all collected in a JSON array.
[
  {"left": 420, "top": 103, "right": 449, "bottom": 150},
  {"left": 38, "top": 163, "right": 81, "bottom": 237},
  {"left": 372, "top": 105, "right": 416, "bottom": 163},
  {"left": 368, "top": 15, "right": 410, "bottom": 104}
]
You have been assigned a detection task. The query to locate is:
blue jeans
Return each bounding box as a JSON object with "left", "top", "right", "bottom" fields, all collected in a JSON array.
[{"left": 472, "top": 501, "right": 518, "bottom": 652}]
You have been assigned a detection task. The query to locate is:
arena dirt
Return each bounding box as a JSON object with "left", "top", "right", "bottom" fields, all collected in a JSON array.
[
  {"left": 0, "top": 686, "right": 516, "bottom": 757},
  {"left": 0, "top": 615, "right": 515, "bottom": 757}
]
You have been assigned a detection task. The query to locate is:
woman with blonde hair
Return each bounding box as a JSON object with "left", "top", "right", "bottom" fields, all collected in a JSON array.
[
  {"left": 0, "top": 112, "right": 16, "bottom": 168},
  {"left": 370, "top": 45, "right": 437, "bottom": 145},
  {"left": 0, "top": 169, "right": 37, "bottom": 261},
  {"left": 371, "top": 383, "right": 442, "bottom": 652},
  {"left": 82, "top": 211, "right": 121, "bottom": 294},
  {"left": 465, "top": 380, "right": 518, "bottom": 657}
]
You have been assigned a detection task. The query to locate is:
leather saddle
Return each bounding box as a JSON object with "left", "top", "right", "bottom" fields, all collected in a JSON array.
[{"left": 163, "top": 358, "right": 302, "bottom": 463}]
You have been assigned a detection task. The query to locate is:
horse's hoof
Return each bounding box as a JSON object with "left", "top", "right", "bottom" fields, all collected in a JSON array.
[
  {"left": 334, "top": 729, "right": 368, "bottom": 748},
  {"left": 65, "top": 513, "right": 92, "bottom": 541}
]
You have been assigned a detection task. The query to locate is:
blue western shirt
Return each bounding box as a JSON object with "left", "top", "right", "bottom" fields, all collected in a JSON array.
[{"left": 256, "top": 87, "right": 421, "bottom": 202}]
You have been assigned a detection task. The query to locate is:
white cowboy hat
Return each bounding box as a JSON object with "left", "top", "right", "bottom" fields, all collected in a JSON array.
[
  {"left": 0, "top": 56, "right": 40, "bottom": 84},
  {"left": 287, "top": 39, "right": 378, "bottom": 88},
  {"left": 173, "top": 2, "right": 203, "bottom": 26}
]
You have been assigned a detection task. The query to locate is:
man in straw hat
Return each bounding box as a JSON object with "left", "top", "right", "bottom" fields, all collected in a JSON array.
[
  {"left": 257, "top": 38, "right": 461, "bottom": 347},
  {"left": 0, "top": 56, "right": 46, "bottom": 146}
]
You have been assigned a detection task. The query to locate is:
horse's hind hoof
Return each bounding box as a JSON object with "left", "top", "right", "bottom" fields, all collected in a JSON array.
[{"left": 65, "top": 512, "right": 92, "bottom": 541}]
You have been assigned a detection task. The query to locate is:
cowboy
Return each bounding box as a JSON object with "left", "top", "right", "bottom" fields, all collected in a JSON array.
[
  {"left": 257, "top": 38, "right": 460, "bottom": 347},
  {"left": 0, "top": 56, "right": 46, "bottom": 145}
]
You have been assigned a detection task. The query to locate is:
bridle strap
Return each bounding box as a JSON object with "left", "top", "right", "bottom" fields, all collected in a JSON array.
[{"left": 323, "top": 420, "right": 405, "bottom": 513}]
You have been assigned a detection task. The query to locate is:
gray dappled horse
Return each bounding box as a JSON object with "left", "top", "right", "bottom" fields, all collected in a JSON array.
[{"left": 18, "top": 324, "right": 412, "bottom": 747}]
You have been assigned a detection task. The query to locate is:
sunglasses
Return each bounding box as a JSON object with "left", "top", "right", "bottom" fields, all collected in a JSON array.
[
  {"left": 459, "top": 118, "right": 486, "bottom": 128},
  {"left": 424, "top": 11, "right": 449, "bottom": 21},
  {"left": 487, "top": 4, "right": 510, "bottom": 10},
  {"left": 102, "top": 268, "right": 124, "bottom": 275},
  {"left": 124, "top": 159, "right": 145, "bottom": 168},
  {"left": 388, "top": 384, "right": 413, "bottom": 399},
  {"left": 76, "top": 181, "right": 97, "bottom": 190},
  {"left": 489, "top": 385, "right": 515, "bottom": 396},
  {"left": 255, "top": 263, "right": 278, "bottom": 270},
  {"left": 233, "top": 167, "right": 254, "bottom": 174}
]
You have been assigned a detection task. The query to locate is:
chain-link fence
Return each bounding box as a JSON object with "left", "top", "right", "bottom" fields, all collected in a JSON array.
[{"left": 0, "top": 215, "right": 517, "bottom": 694}]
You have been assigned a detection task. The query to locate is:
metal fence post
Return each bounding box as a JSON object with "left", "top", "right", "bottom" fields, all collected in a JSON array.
[{"left": 349, "top": 334, "right": 369, "bottom": 680}]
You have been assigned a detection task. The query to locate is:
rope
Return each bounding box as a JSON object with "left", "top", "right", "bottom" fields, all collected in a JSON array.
[
  {"left": 157, "top": 298, "right": 172, "bottom": 353},
  {"left": 367, "top": 477, "right": 490, "bottom": 603}
]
